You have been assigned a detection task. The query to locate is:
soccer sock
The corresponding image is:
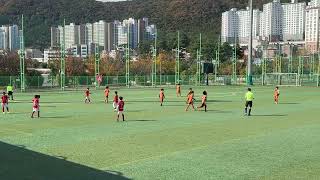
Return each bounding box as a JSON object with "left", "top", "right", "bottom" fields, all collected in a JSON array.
[
  {"left": 248, "top": 108, "right": 251, "bottom": 115},
  {"left": 2, "top": 107, "right": 4, "bottom": 112},
  {"left": 122, "top": 114, "right": 125, "bottom": 121},
  {"left": 205, "top": 105, "right": 207, "bottom": 112},
  {"left": 38, "top": 111, "right": 40, "bottom": 117},
  {"left": 245, "top": 108, "right": 247, "bottom": 114}
]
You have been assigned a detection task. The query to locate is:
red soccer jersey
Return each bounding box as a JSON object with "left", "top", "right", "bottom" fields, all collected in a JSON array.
[
  {"left": 104, "top": 89, "right": 110, "bottom": 96},
  {"left": 85, "top": 90, "right": 90, "bottom": 97},
  {"left": 1, "top": 95, "right": 8, "bottom": 103},
  {"left": 159, "top": 91, "right": 165, "bottom": 99},
  {"left": 118, "top": 100, "right": 125, "bottom": 111},
  {"left": 32, "top": 98, "right": 39, "bottom": 108},
  {"left": 114, "top": 95, "right": 119, "bottom": 103}
]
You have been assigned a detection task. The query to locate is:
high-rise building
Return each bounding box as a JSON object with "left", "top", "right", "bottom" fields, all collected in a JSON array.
[
  {"left": 305, "top": 0, "right": 320, "bottom": 53},
  {"left": 93, "top": 20, "right": 107, "bottom": 50},
  {"left": 0, "top": 25, "right": 19, "bottom": 51},
  {"left": 261, "top": 0, "right": 283, "bottom": 42},
  {"left": 51, "top": 27, "right": 60, "bottom": 47},
  {"left": 64, "top": 23, "right": 79, "bottom": 49},
  {"left": 85, "top": 23, "right": 93, "bottom": 45},
  {"left": 282, "top": 0, "right": 306, "bottom": 42},
  {"left": 221, "top": 8, "right": 260, "bottom": 44},
  {"left": 50, "top": 18, "right": 155, "bottom": 54},
  {"left": 221, "top": 8, "right": 238, "bottom": 44},
  {"left": 106, "top": 22, "right": 115, "bottom": 51}
]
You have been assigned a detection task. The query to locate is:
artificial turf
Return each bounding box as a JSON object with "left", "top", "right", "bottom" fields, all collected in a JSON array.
[{"left": 0, "top": 86, "right": 320, "bottom": 180}]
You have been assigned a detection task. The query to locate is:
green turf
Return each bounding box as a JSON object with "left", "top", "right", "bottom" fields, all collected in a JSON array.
[{"left": 1, "top": 86, "right": 320, "bottom": 179}]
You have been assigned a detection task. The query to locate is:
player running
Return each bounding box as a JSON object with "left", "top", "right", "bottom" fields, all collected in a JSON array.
[
  {"left": 1, "top": 92, "right": 9, "bottom": 114},
  {"left": 31, "top": 95, "right": 40, "bottom": 118},
  {"left": 186, "top": 88, "right": 192, "bottom": 104},
  {"left": 104, "top": 86, "right": 110, "bottom": 103},
  {"left": 274, "top": 86, "right": 280, "bottom": 104},
  {"left": 185, "top": 91, "right": 195, "bottom": 111},
  {"left": 176, "top": 84, "right": 181, "bottom": 97},
  {"left": 159, "top": 88, "right": 165, "bottom": 106},
  {"left": 197, "top": 91, "right": 207, "bottom": 112},
  {"left": 245, "top": 88, "right": 254, "bottom": 116},
  {"left": 7, "top": 85, "right": 14, "bottom": 100},
  {"left": 113, "top": 91, "right": 119, "bottom": 111},
  {"left": 85, "top": 88, "right": 91, "bottom": 104},
  {"left": 117, "top": 96, "right": 125, "bottom": 122}
]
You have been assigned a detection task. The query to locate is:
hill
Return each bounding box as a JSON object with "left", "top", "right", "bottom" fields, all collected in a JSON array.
[{"left": 0, "top": 0, "right": 291, "bottom": 49}]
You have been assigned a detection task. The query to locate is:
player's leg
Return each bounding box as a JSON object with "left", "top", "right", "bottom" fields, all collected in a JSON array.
[
  {"left": 245, "top": 101, "right": 248, "bottom": 115},
  {"left": 2, "top": 103, "right": 4, "bottom": 113},
  {"left": 204, "top": 104, "right": 207, "bottom": 112},
  {"left": 31, "top": 109, "right": 35, "bottom": 118},
  {"left": 191, "top": 103, "right": 195, "bottom": 111},
  {"left": 37, "top": 110, "right": 40, "bottom": 118},
  {"left": 117, "top": 111, "right": 120, "bottom": 121},
  {"left": 185, "top": 104, "right": 190, "bottom": 111},
  {"left": 6, "top": 103, "right": 9, "bottom": 113},
  {"left": 248, "top": 102, "right": 252, "bottom": 116},
  {"left": 122, "top": 112, "right": 125, "bottom": 121}
]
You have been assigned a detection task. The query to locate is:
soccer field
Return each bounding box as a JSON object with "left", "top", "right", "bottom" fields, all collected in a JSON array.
[{"left": 1, "top": 86, "right": 320, "bottom": 180}]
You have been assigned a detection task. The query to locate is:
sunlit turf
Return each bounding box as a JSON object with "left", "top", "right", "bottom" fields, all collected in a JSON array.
[{"left": 1, "top": 86, "right": 320, "bottom": 179}]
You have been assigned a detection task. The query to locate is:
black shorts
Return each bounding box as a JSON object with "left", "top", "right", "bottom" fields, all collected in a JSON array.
[
  {"left": 245, "top": 101, "right": 253, "bottom": 108},
  {"left": 8, "top": 91, "right": 13, "bottom": 96}
]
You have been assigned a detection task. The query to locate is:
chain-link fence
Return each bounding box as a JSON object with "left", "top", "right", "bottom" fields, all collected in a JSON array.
[{"left": 1, "top": 74, "right": 319, "bottom": 91}]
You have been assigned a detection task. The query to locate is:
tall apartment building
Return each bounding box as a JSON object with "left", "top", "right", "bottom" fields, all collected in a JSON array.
[
  {"left": 221, "top": 8, "right": 238, "bottom": 43},
  {"left": 51, "top": 27, "right": 60, "bottom": 47},
  {"left": 0, "top": 25, "right": 20, "bottom": 51},
  {"left": 222, "top": 0, "right": 307, "bottom": 45},
  {"left": 221, "top": 8, "right": 260, "bottom": 44},
  {"left": 282, "top": 0, "right": 306, "bottom": 42},
  {"left": 50, "top": 17, "right": 156, "bottom": 55},
  {"left": 305, "top": 0, "right": 320, "bottom": 53},
  {"left": 85, "top": 23, "right": 93, "bottom": 45},
  {"left": 260, "top": 0, "right": 283, "bottom": 42}
]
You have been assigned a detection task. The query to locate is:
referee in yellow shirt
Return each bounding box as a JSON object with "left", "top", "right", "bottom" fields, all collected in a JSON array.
[{"left": 245, "top": 88, "right": 254, "bottom": 116}]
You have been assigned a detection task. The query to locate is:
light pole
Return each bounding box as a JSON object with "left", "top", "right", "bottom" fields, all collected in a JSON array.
[
  {"left": 247, "top": 0, "right": 253, "bottom": 85},
  {"left": 19, "top": 15, "right": 25, "bottom": 92}
]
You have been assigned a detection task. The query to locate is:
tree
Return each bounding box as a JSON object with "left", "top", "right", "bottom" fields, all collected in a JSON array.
[
  {"left": 66, "top": 56, "right": 86, "bottom": 76},
  {"left": 0, "top": 52, "right": 20, "bottom": 76}
]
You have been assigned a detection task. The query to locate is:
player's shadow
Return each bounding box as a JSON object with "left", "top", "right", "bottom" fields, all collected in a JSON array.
[
  {"left": 279, "top": 103, "right": 300, "bottom": 105},
  {"left": 129, "top": 120, "right": 157, "bottom": 122},
  {"left": 0, "top": 141, "right": 131, "bottom": 180},
  {"left": 41, "top": 116, "right": 73, "bottom": 119},
  {"left": 251, "top": 114, "right": 288, "bottom": 117},
  {"left": 207, "top": 100, "right": 233, "bottom": 103},
  {"left": 206, "top": 110, "right": 233, "bottom": 113}
]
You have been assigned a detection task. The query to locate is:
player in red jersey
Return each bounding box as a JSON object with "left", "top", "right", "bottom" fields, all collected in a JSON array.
[
  {"left": 197, "top": 91, "right": 207, "bottom": 112},
  {"left": 186, "top": 88, "right": 192, "bottom": 104},
  {"left": 104, "top": 86, "right": 110, "bottom": 103},
  {"left": 274, "top": 86, "right": 280, "bottom": 104},
  {"left": 117, "top": 96, "right": 125, "bottom": 122},
  {"left": 113, "top": 91, "right": 119, "bottom": 111},
  {"left": 31, "top": 95, "right": 40, "bottom": 118},
  {"left": 185, "top": 91, "right": 195, "bottom": 111},
  {"left": 1, "top": 92, "right": 9, "bottom": 114},
  {"left": 159, "top": 88, "right": 165, "bottom": 106},
  {"left": 85, "top": 88, "right": 91, "bottom": 104}
]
